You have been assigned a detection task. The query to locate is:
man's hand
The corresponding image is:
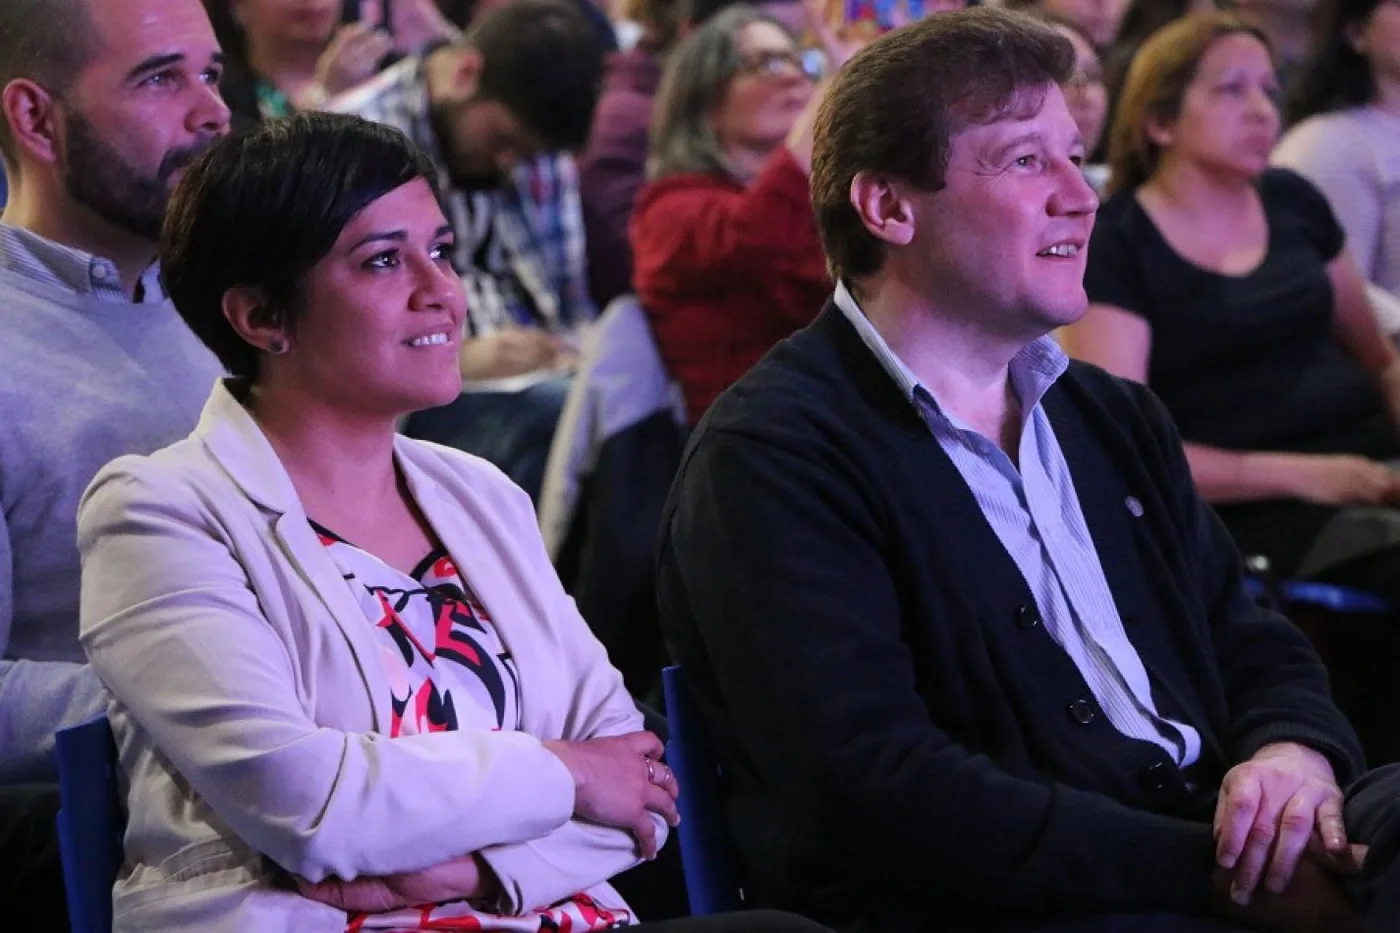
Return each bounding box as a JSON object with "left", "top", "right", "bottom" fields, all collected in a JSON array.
[
  {"left": 296, "top": 853, "right": 495, "bottom": 914},
  {"left": 1214, "top": 743, "right": 1347, "bottom": 906}
]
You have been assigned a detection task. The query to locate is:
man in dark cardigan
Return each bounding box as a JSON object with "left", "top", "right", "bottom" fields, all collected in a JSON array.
[{"left": 657, "top": 7, "right": 1400, "bottom": 932}]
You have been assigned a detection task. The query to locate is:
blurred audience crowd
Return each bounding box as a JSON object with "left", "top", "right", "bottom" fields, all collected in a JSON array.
[{"left": 4, "top": 0, "right": 1400, "bottom": 930}]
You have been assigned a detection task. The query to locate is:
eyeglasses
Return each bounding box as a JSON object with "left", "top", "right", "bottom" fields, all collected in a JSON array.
[{"left": 736, "top": 49, "right": 807, "bottom": 80}]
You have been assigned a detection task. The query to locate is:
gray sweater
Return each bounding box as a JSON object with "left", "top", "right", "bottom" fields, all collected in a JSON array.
[{"left": 0, "top": 228, "right": 221, "bottom": 781}]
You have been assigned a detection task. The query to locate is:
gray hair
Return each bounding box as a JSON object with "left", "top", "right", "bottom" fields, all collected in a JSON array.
[{"left": 647, "top": 5, "right": 793, "bottom": 182}]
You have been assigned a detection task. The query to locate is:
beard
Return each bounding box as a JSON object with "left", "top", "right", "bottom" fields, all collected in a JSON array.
[{"left": 60, "top": 109, "right": 216, "bottom": 242}]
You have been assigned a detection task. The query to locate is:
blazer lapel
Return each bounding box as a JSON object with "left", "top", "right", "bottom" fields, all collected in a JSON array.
[{"left": 195, "top": 381, "right": 386, "bottom": 730}]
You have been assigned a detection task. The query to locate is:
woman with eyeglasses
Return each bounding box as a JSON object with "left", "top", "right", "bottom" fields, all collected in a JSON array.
[
  {"left": 629, "top": 4, "right": 842, "bottom": 424},
  {"left": 1064, "top": 14, "right": 1400, "bottom": 628}
]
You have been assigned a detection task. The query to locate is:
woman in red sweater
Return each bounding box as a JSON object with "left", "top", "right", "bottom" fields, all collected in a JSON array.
[{"left": 630, "top": 4, "right": 835, "bottom": 423}]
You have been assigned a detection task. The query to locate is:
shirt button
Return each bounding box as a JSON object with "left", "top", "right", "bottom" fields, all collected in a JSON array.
[
  {"left": 92, "top": 265, "right": 108, "bottom": 281},
  {"left": 1015, "top": 605, "right": 1041, "bottom": 629},
  {"left": 1067, "top": 699, "right": 1097, "bottom": 725}
]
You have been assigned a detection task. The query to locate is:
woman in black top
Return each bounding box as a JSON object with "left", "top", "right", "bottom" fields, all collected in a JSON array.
[{"left": 1065, "top": 13, "right": 1400, "bottom": 600}]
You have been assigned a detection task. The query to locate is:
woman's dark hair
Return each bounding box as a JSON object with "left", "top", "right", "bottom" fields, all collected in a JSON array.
[
  {"left": 1115, "top": 0, "right": 1202, "bottom": 52},
  {"left": 160, "top": 112, "right": 440, "bottom": 381},
  {"left": 202, "top": 0, "right": 248, "bottom": 61},
  {"left": 200, "top": 0, "right": 272, "bottom": 131},
  {"left": 1287, "top": 0, "right": 1388, "bottom": 125}
]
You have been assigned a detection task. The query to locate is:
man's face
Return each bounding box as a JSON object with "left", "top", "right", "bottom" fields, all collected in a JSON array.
[
  {"left": 434, "top": 94, "right": 540, "bottom": 188},
  {"left": 54, "top": 0, "right": 230, "bottom": 240},
  {"left": 907, "top": 83, "right": 1098, "bottom": 341}
]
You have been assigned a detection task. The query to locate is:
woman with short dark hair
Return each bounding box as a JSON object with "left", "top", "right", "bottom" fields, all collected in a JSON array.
[
  {"left": 1273, "top": 0, "right": 1400, "bottom": 297},
  {"left": 1065, "top": 14, "right": 1400, "bottom": 616},
  {"left": 77, "top": 111, "right": 828, "bottom": 933}
]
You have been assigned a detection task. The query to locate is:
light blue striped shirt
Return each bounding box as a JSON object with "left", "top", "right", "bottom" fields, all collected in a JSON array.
[
  {"left": 834, "top": 282, "right": 1201, "bottom": 766},
  {"left": 0, "top": 223, "right": 165, "bottom": 304}
]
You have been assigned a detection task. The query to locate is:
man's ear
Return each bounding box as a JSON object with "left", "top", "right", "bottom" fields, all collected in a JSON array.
[
  {"left": 453, "top": 48, "right": 483, "bottom": 94},
  {"left": 850, "top": 171, "right": 917, "bottom": 248},
  {"left": 222, "top": 286, "right": 291, "bottom": 356},
  {"left": 2, "top": 78, "right": 63, "bottom": 167},
  {"left": 425, "top": 45, "right": 481, "bottom": 103}
]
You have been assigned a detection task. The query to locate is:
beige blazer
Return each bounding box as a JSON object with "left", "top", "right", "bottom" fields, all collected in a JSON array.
[{"left": 77, "top": 382, "right": 663, "bottom": 933}]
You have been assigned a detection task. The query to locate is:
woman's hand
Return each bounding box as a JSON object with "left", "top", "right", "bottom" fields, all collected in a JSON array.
[
  {"left": 296, "top": 853, "right": 495, "bottom": 913},
  {"left": 1287, "top": 454, "right": 1400, "bottom": 507},
  {"left": 543, "top": 731, "right": 680, "bottom": 859},
  {"left": 313, "top": 22, "right": 396, "bottom": 98}
]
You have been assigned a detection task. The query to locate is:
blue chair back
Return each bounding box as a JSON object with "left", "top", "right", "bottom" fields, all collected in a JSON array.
[
  {"left": 1242, "top": 570, "right": 1390, "bottom": 615},
  {"left": 55, "top": 715, "right": 122, "bottom": 933},
  {"left": 661, "top": 665, "right": 744, "bottom": 916},
  {"left": 1280, "top": 581, "right": 1390, "bottom": 614}
]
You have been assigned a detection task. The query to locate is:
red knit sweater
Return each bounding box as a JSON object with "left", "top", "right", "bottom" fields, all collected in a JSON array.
[{"left": 630, "top": 147, "right": 832, "bottom": 423}]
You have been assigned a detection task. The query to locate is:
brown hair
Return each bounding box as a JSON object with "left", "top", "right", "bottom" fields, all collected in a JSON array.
[
  {"left": 811, "top": 7, "right": 1074, "bottom": 283},
  {"left": 1106, "top": 13, "right": 1269, "bottom": 194}
]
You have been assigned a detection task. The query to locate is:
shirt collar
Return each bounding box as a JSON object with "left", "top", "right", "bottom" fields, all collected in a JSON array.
[
  {"left": 833, "top": 279, "right": 1068, "bottom": 420},
  {"left": 0, "top": 223, "right": 166, "bottom": 303}
]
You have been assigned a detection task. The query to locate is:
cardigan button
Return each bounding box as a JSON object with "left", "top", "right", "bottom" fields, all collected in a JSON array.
[
  {"left": 1015, "top": 605, "right": 1041, "bottom": 629},
  {"left": 1067, "top": 699, "right": 1097, "bottom": 725},
  {"left": 1140, "top": 760, "right": 1171, "bottom": 792}
]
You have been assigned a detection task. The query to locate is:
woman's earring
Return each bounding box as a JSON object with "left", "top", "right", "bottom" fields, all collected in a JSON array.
[{"left": 267, "top": 339, "right": 288, "bottom": 356}]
